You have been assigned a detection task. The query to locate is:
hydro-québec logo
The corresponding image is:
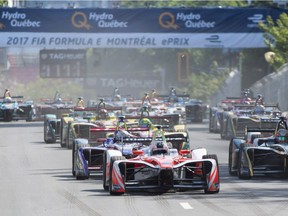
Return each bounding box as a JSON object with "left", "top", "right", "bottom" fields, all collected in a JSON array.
[
  {"left": 1, "top": 11, "right": 41, "bottom": 27},
  {"left": 176, "top": 12, "right": 215, "bottom": 28}
]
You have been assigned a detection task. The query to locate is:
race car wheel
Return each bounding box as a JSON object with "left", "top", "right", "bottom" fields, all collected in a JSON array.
[
  {"left": 72, "top": 141, "right": 76, "bottom": 176},
  {"left": 103, "top": 152, "right": 108, "bottom": 191},
  {"left": 208, "top": 109, "right": 213, "bottom": 133},
  {"left": 237, "top": 144, "right": 252, "bottom": 180},
  {"left": 4, "top": 110, "right": 13, "bottom": 122},
  {"left": 220, "top": 121, "right": 227, "bottom": 140},
  {"left": 228, "top": 141, "right": 237, "bottom": 176},
  {"left": 26, "top": 109, "right": 36, "bottom": 122},
  {"left": 76, "top": 174, "right": 87, "bottom": 180},
  {"left": 203, "top": 154, "right": 220, "bottom": 194},
  {"left": 109, "top": 156, "right": 125, "bottom": 195},
  {"left": 60, "top": 130, "right": 67, "bottom": 148}
]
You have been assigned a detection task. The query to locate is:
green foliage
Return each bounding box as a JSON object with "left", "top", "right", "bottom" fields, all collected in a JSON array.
[
  {"left": 184, "top": 70, "right": 229, "bottom": 102},
  {"left": 0, "top": 0, "right": 7, "bottom": 6},
  {"left": 12, "top": 78, "right": 84, "bottom": 103},
  {"left": 259, "top": 13, "right": 288, "bottom": 69}
]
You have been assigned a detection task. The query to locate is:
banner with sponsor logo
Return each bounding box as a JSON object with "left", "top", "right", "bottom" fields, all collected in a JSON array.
[
  {"left": 0, "top": 7, "right": 287, "bottom": 48},
  {"left": 85, "top": 72, "right": 162, "bottom": 98},
  {"left": 39, "top": 49, "right": 86, "bottom": 78}
]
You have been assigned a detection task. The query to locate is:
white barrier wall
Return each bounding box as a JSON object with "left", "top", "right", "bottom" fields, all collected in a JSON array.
[{"left": 250, "top": 63, "right": 288, "bottom": 111}]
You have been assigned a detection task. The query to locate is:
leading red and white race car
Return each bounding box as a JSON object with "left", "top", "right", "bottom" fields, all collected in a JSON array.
[{"left": 103, "top": 131, "right": 220, "bottom": 195}]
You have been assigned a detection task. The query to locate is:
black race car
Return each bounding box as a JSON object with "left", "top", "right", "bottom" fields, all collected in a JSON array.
[
  {"left": 185, "top": 99, "right": 205, "bottom": 123},
  {"left": 0, "top": 96, "right": 37, "bottom": 122}
]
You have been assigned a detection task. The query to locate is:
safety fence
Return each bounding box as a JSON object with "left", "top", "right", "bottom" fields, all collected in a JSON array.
[{"left": 250, "top": 63, "right": 288, "bottom": 111}]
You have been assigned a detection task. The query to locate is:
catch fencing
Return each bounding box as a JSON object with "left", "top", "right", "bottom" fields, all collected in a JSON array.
[{"left": 250, "top": 63, "right": 288, "bottom": 111}]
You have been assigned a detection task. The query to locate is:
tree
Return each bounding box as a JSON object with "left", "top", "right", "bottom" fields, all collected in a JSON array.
[
  {"left": 259, "top": 13, "right": 288, "bottom": 69},
  {"left": 0, "top": 1, "right": 7, "bottom": 6},
  {"left": 13, "top": 78, "right": 84, "bottom": 103}
]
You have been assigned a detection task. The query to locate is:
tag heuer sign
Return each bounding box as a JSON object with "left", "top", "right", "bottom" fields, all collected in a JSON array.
[{"left": 39, "top": 49, "right": 86, "bottom": 78}]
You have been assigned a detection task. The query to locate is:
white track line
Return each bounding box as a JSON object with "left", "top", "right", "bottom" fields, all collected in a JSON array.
[{"left": 180, "top": 202, "right": 194, "bottom": 210}]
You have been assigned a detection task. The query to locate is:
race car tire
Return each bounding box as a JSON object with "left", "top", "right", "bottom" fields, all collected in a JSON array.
[
  {"left": 109, "top": 156, "right": 125, "bottom": 195},
  {"left": 220, "top": 121, "right": 227, "bottom": 140},
  {"left": 103, "top": 152, "right": 108, "bottom": 191},
  {"left": 72, "top": 141, "right": 76, "bottom": 176},
  {"left": 237, "top": 144, "right": 252, "bottom": 180},
  {"left": 60, "top": 140, "right": 66, "bottom": 148},
  {"left": 228, "top": 141, "right": 237, "bottom": 176},
  {"left": 203, "top": 154, "right": 220, "bottom": 194},
  {"left": 67, "top": 132, "right": 72, "bottom": 149},
  {"left": 26, "top": 108, "right": 36, "bottom": 122},
  {"left": 60, "top": 129, "right": 67, "bottom": 148},
  {"left": 60, "top": 119, "right": 66, "bottom": 148},
  {"left": 45, "top": 138, "right": 55, "bottom": 144},
  {"left": 50, "top": 133, "right": 57, "bottom": 144},
  {"left": 226, "top": 119, "right": 235, "bottom": 140},
  {"left": 208, "top": 109, "right": 213, "bottom": 133},
  {"left": 3, "top": 110, "right": 13, "bottom": 122},
  {"left": 76, "top": 174, "right": 88, "bottom": 180}
]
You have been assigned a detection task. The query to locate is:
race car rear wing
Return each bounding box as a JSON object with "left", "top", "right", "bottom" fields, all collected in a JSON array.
[
  {"left": 157, "top": 94, "right": 190, "bottom": 98},
  {"left": 1, "top": 96, "right": 24, "bottom": 102},
  {"left": 120, "top": 136, "right": 188, "bottom": 142},
  {"left": 0, "top": 96, "right": 24, "bottom": 99},
  {"left": 40, "top": 98, "right": 73, "bottom": 103},
  {"left": 124, "top": 101, "right": 163, "bottom": 106},
  {"left": 74, "top": 106, "right": 122, "bottom": 112},
  {"left": 246, "top": 128, "right": 275, "bottom": 133},
  {"left": 90, "top": 127, "right": 150, "bottom": 133},
  {"left": 221, "top": 98, "right": 241, "bottom": 104}
]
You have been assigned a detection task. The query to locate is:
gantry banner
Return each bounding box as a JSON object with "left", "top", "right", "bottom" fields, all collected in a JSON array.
[{"left": 0, "top": 7, "right": 287, "bottom": 48}]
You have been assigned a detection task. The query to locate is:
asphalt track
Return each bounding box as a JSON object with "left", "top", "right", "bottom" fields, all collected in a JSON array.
[{"left": 0, "top": 120, "right": 288, "bottom": 216}]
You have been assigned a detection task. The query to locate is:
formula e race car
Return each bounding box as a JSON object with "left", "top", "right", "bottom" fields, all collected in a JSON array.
[
  {"left": 0, "top": 96, "right": 37, "bottom": 122},
  {"left": 185, "top": 99, "right": 206, "bottom": 123},
  {"left": 72, "top": 127, "right": 151, "bottom": 180},
  {"left": 64, "top": 120, "right": 103, "bottom": 149},
  {"left": 103, "top": 129, "right": 219, "bottom": 195},
  {"left": 43, "top": 114, "right": 61, "bottom": 143},
  {"left": 35, "top": 94, "right": 74, "bottom": 120},
  {"left": 220, "top": 104, "right": 281, "bottom": 140},
  {"left": 228, "top": 117, "right": 288, "bottom": 179},
  {"left": 72, "top": 124, "right": 191, "bottom": 180},
  {"left": 209, "top": 97, "right": 241, "bottom": 133}
]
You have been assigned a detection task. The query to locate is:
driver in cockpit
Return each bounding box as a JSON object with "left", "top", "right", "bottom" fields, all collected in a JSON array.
[
  {"left": 150, "top": 141, "right": 169, "bottom": 155},
  {"left": 150, "top": 125, "right": 169, "bottom": 155},
  {"left": 3, "top": 89, "right": 12, "bottom": 102}
]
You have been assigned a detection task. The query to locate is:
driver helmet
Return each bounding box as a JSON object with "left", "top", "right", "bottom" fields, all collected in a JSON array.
[
  {"left": 275, "top": 129, "right": 287, "bottom": 143},
  {"left": 139, "top": 118, "right": 152, "bottom": 128},
  {"left": 114, "top": 94, "right": 121, "bottom": 101},
  {"left": 118, "top": 115, "right": 125, "bottom": 122},
  {"left": 254, "top": 105, "right": 265, "bottom": 115},
  {"left": 151, "top": 141, "right": 168, "bottom": 155},
  {"left": 99, "top": 108, "right": 108, "bottom": 119}
]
